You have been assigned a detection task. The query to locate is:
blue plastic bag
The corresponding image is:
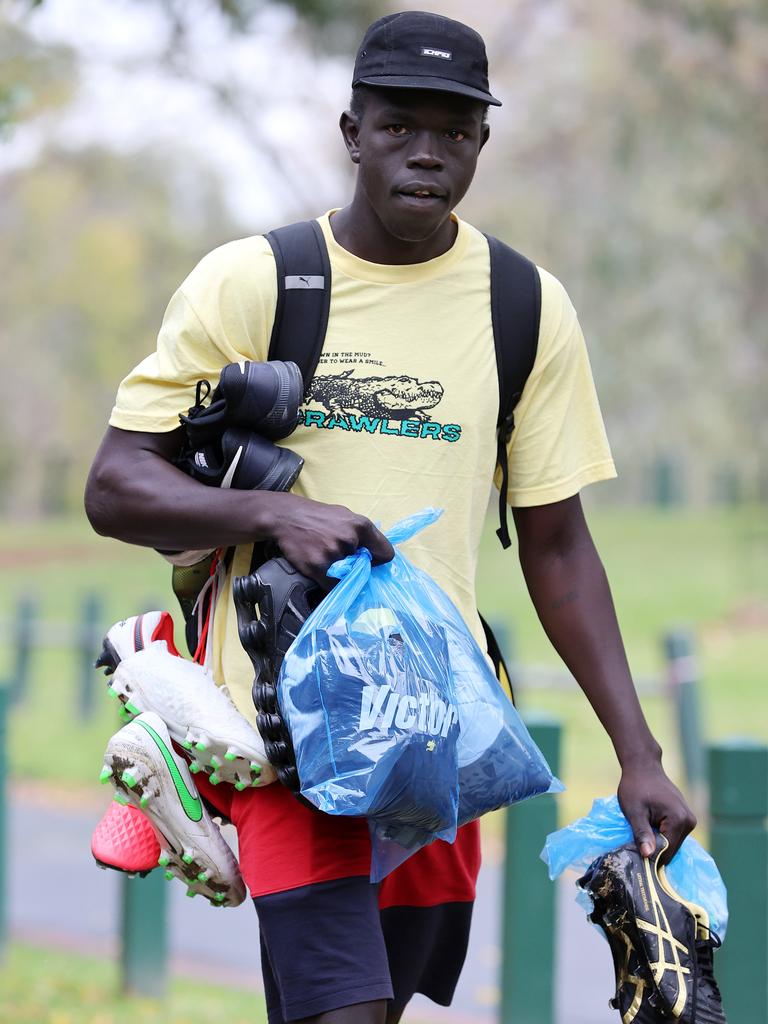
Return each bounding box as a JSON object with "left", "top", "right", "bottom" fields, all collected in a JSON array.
[
  {"left": 279, "top": 510, "right": 461, "bottom": 861},
  {"left": 279, "top": 508, "right": 562, "bottom": 880},
  {"left": 541, "top": 795, "right": 728, "bottom": 938}
]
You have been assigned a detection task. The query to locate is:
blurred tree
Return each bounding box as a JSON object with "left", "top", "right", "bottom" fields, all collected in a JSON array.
[{"left": 0, "top": 143, "right": 242, "bottom": 515}]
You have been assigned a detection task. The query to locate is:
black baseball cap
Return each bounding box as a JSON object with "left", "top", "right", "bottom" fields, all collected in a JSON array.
[{"left": 352, "top": 11, "right": 502, "bottom": 107}]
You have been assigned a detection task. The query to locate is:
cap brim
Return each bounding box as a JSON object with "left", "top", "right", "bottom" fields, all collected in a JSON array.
[{"left": 354, "top": 74, "right": 502, "bottom": 107}]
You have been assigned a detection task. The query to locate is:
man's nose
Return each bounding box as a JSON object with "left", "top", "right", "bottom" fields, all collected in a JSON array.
[{"left": 406, "top": 134, "right": 444, "bottom": 169}]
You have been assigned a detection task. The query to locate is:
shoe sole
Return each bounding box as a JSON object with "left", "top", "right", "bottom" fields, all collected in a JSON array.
[
  {"left": 97, "top": 641, "right": 274, "bottom": 791},
  {"left": 224, "top": 360, "right": 304, "bottom": 440},
  {"left": 101, "top": 714, "right": 246, "bottom": 907}
]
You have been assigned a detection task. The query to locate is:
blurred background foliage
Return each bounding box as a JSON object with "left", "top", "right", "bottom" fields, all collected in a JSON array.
[{"left": 1, "top": 0, "right": 766, "bottom": 514}]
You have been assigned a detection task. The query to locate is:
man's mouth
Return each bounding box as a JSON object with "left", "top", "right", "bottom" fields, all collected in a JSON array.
[{"left": 396, "top": 182, "right": 447, "bottom": 203}]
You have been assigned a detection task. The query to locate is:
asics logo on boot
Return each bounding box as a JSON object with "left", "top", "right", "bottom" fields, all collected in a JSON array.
[
  {"left": 359, "top": 684, "right": 457, "bottom": 736},
  {"left": 136, "top": 719, "right": 203, "bottom": 822}
]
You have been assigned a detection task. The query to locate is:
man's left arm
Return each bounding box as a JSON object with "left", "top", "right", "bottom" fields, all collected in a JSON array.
[{"left": 513, "top": 493, "right": 696, "bottom": 862}]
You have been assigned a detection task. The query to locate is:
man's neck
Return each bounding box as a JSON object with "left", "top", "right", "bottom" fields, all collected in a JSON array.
[{"left": 329, "top": 202, "right": 458, "bottom": 266}]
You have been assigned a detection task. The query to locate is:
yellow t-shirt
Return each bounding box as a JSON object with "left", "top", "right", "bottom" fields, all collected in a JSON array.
[{"left": 111, "top": 212, "right": 616, "bottom": 723}]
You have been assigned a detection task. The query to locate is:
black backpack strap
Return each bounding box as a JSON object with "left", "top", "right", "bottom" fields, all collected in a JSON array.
[
  {"left": 479, "top": 613, "right": 515, "bottom": 705},
  {"left": 486, "top": 235, "right": 542, "bottom": 549},
  {"left": 265, "top": 219, "right": 331, "bottom": 397}
]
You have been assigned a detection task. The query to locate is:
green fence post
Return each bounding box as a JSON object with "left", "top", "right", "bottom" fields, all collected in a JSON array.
[
  {"left": 709, "top": 741, "right": 768, "bottom": 1023},
  {"left": 0, "top": 684, "right": 7, "bottom": 963},
  {"left": 79, "top": 593, "right": 103, "bottom": 720},
  {"left": 120, "top": 869, "right": 169, "bottom": 998},
  {"left": 9, "top": 595, "right": 35, "bottom": 706},
  {"left": 500, "top": 715, "right": 561, "bottom": 1024},
  {"left": 663, "top": 629, "right": 705, "bottom": 798}
]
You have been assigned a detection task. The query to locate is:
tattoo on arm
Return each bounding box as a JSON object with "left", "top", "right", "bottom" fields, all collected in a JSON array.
[{"left": 551, "top": 589, "right": 579, "bottom": 611}]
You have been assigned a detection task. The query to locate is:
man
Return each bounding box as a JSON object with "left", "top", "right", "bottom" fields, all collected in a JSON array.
[{"left": 85, "top": 11, "right": 696, "bottom": 1023}]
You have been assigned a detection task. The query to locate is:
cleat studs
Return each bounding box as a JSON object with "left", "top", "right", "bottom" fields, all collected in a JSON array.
[
  {"left": 99, "top": 766, "right": 112, "bottom": 784},
  {"left": 234, "top": 781, "right": 247, "bottom": 792},
  {"left": 189, "top": 761, "right": 201, "bottom": 774},
  {"left": 106, "top": 686, "right": 119, "bottom": 700},
  {"left": 224, "top": 750, "right": 237, "bottom": 762},
  {"left": 214, "top": 892, "right": 226, "bottom": 902},
  {"left": 118, "top": 707, "right": 132, "bottom": 723},
  {"left": 139, "top": 795, "right": 150, "bottom": 810},
  {"left": 210, "top": 754, "right": 222, "bottom": 768},
  {"left": 181, "top": 739, "right": 193, "bottom": 750},
  {"left": 197, "top": 871, "right": 211, "bottom": 882},
  {"left": 120, "top": 770, "right": 137, "bottom": 788},
  {"left": 209, "top": 773, "right": 220, "bottom": 786},
  {"left": 251, "top": 777, "right": 260, "bottom": 787},
  {"left": 157, "top": 853, "right": 169, "bottom": 867},
  {"left": 186, "top": 887, "right": 196, "bottom": 898},
  {"left": 114, "top": 790, "right": 129, "bottom": 806},
  {"left": 195, "top": 740, "right": 207, "bottom": 752},
  {"left": 124, "top": 701, "right": 141, "bottom": 716},
  {"left": 182, "top": 851, "right": 194, "bottom": 865},
  {"left": 164, "top": 870, "right": 174, "bottom": 881}
]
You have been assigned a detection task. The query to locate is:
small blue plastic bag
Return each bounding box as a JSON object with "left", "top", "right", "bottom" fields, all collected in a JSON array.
[
  {"left": 541, "top": 795, "right": 728, "bottom": 938},
  {"left": 279, "top": 509, "right": 461, "bottom": 868}
]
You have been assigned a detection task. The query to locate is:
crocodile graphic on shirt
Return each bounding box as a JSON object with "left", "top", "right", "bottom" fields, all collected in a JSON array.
[{"left": 307, "top": 370, "right": 444, "bottom": 422}]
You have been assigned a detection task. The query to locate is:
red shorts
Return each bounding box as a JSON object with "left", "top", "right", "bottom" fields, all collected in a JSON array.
[{"left": 196, "top": 774, "right": 481, "bottom": 907}]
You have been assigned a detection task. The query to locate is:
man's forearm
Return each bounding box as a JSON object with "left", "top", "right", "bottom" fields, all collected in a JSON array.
[{"left": 516, "top": 507, "right": 661, "bottom": 769}]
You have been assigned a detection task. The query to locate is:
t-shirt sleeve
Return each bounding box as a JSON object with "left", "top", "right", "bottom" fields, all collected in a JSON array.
[
  {"left": 498, "top": 267, "right": 617, "bottom": 506},
  {"left": 109, "top": 235, "right": 277, "bottom": 432}
]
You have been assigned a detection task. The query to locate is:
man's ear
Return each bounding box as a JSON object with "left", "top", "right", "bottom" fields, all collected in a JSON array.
[
  {"left": 479, "top": 122, "right": 490, "bottom": 153},
  {"left": 339, "top": 110, "right": 361, "bottom": 165}
]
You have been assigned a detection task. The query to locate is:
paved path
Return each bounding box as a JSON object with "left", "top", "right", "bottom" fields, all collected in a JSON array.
[{"left": 8, "top": 787, "right": 616, "bottom": 1023}]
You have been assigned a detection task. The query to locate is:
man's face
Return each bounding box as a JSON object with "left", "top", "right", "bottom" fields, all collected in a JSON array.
[{"left": 341, "top": 88, "right": 489, "bottom": 244}]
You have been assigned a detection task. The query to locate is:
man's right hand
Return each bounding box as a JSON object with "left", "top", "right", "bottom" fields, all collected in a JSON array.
[
  {"left": 85, "top": 426, "right": 394, "bottom": 586},
  {"left": 269, "top": 493, "right": 394, "bottom": 587}
]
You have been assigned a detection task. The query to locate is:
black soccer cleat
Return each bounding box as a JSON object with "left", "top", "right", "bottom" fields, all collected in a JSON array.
[
  {"left": 233, "top": 557, "right": 323, "bottom": 793},
  {"left": 578, "top": 834, "right": 726, "bottom": 1023},
  {"left": 213, "top": 359, "right": 304, "bottom": 440},
  {"left": 176, "top": 426, "right": 303, "bottom": 493}
]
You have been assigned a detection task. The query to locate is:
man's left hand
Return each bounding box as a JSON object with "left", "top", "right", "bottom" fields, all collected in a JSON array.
[{"left": 618, "top": 761, "right": 697, "bottom": 864}]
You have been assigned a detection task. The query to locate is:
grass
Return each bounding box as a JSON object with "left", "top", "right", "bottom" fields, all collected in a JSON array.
[
  {"left": 0, "top": 942, "right": 267, "bottom": 1024},
  {"left": 1, "top": 506, "right": 766, "bottom": 827}
]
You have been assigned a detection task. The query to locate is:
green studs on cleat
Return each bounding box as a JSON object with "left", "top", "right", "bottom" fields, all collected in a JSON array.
[
  {"left": 189, "top": 761, "right": 201, "bottom": 774},
  {"left": 114, "top": 791, "right": 129, "bottom": 806},
  {"left": 158, "top": 853, "right": 170, "bottom": 867},
  {"left": 210, "top": 755, "right": 222, "bottom": 768},
  {"left": 209, "top": 773, "right": 221, "bottom": 786},
  {"left": 181, "top": 739, "right": 193, "bottom": 750},
  {"left": 250, "top": 763, "right": 262, "bottom": 776},
  {"left": 139, "top": 795, "right": 149, "bottom": 810},
  {"left": 118, "top": 707, "right": 133, "bottom": 723},
  {"left": 195, "top": 740, "right": 207, "bottom": 752},
  {"left": 224, "top": 751, "right": 237, "bottom": 762},
  {"left": 164, "top": 870, "right": 174, "bottom": 881},
  {"left": 182, "top": 852, "right": 194, "bottom": 865},
  {"left": 186, "top": 888, "right": 196, "bottom": 898},
  {"left": 120, "top": 770, "right": 137, "bottom": 788},
  {"left": 99, "top": 767, "right": 112, "bottom": 784},
  {"left": 234, "top": 781, "right": 247, "bottom": 792},
  {"left": 106, "top": 686, "right": 119, "bottom": 700},
  {"left": 124, "top": 701, "right": 141, "bottom": 716},
  {"left": 214, "top": 892, "right": 226, "bottom": 903},
  {"left": 197, "top": 871, "right": 210, "bottom": 882}
]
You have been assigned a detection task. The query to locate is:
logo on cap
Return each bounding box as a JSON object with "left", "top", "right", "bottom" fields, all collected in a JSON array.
[{"left": 420, "top": 47, "right": 452, "bottom": 60}]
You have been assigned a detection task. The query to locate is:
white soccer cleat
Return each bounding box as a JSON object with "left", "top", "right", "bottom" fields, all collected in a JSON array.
[
  {"left": 106, "top": 642, "right": 276, "bottom": 789},
  {"left": 95, "top": 611, "right": 180, "bottom": 675},
  {"left": 100, "top": 711, "right": 246, "bottom": 907}
]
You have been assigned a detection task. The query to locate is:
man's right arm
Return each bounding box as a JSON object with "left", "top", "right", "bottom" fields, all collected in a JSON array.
[{"left": 84, "top": 426, "right": 394, "bottom": 585}]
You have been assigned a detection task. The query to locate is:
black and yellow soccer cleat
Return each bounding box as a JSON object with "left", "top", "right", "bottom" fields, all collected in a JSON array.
[{"left": 578, "top": 834, "right": 726, "bottom": 1023}]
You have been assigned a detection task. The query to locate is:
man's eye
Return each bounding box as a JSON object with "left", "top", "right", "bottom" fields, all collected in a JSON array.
[
  {"left": 445, "top": 129, "right": 467, "bottom": 142},
  {"left": 386, "top": 124, "right": 408, "bottom": 136}
]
